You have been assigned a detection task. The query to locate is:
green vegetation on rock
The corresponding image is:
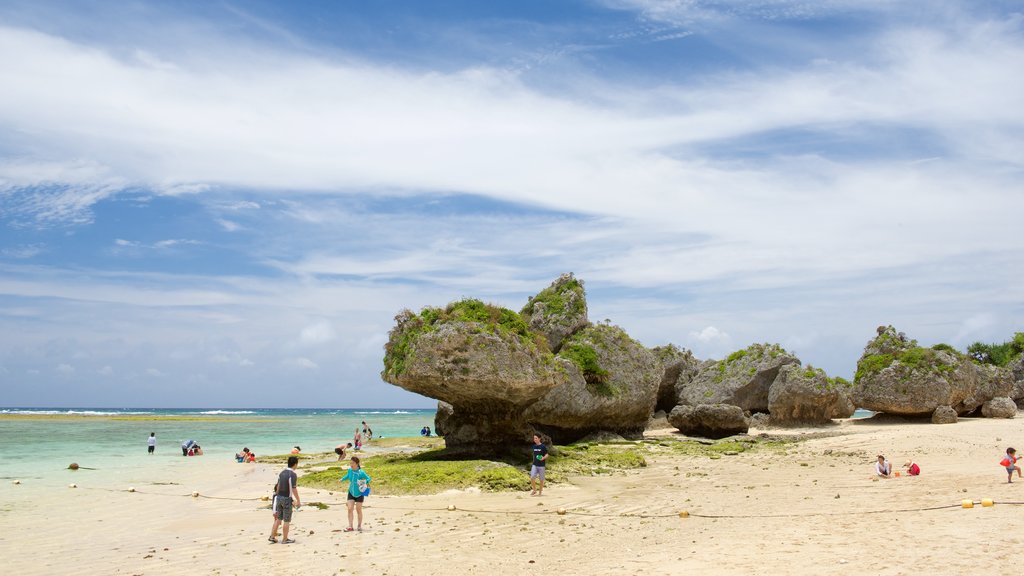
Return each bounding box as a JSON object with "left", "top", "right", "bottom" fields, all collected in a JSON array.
[
  {"left": 855, "top": 342, "right": 958, "bottom": 384},
  {"left": 560, "top": 342, "right": 613, "bottom": 394},
  {"left": 521, "top": 275, "right": 586, "bottom": 318},
  {"left": 383, "top": 299, "right": 547, "bottom": 377}
]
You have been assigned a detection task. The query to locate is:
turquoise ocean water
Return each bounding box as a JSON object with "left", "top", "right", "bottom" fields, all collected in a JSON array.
[{"left": 0, "top": 408, "right": 436, "bottom": 482}]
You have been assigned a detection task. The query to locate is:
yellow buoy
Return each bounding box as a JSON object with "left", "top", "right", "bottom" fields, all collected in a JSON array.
[
  {"left": 12, "top": 480, "right": 20, "bottom": 485},
  {"left": 557, "top": 508, "right": 567, "bottom": 515},
  {"left": 128, "top": 487, "right": 136, "bottom": 493},
  {"left": 447, "top": 504, "right": 456, "bottom": 511},
  {"left": 679, "top": 511, "right": 689, "bottom": 518},
  {"left": 260, "top": 495, "right": 270, "bottom": 502},
  {"left": 961, "top": 499, "right": 974, "bottom": 508},
  {"left": 981, "top": 498, "right": 995, "bottom": 507},
  {"left": 191, "top": 491, "right": 200, "bottom": 498},
  {"left": 69, "top": 483, "right": 77, "bottom": 489}
]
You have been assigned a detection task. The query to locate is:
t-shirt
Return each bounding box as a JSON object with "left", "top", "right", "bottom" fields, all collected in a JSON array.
[
  {"left": 343, "top": 468, "right": 371, "bottom": 498},
  {"left": 532, "top": 443, "right": 548, "bottom": 467},
  {"left": 875, "top": 461, "right": 890, "bottom": 476},
  {"left": 276, "top": 468, "right": 298, "bottom": 497},
  {"left": 907, "top": 463, "right": 921, "bottom": 476},
  {"left": 148, "top": 436, "right": 156, "bottom": 447}
]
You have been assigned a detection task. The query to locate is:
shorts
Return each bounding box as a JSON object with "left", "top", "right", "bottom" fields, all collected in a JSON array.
[
  {"left": 335, "top": 447, "right": 344, "bottom": 456},
  {"left": 148, "top": 445, "right": 155, "bottom": 453},
  {"left": 347, "top": 493, "right": 365, "bottom": 503},
  {"left": 273, "top": 495, "right": 294, "bottom": 523},
  {"left": 1008, "top": 465, "right": 1018, "bottom": 473},
  {"left": 530, "top": 465, "right": 546, "bottom": 481}
]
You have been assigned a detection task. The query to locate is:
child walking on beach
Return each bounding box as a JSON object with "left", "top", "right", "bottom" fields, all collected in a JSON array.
[
  {"left": 1002, "top": 448, "right": 1021, "bottom": 483},
  {"left": 530, "top": 434, "right": 549, "bottom": 496},
  {"left": 269, "top": 456, "right": 301, "bottom": 544},
  {"left": 342, "top": 456, "right": 371, "bottom": 532}
]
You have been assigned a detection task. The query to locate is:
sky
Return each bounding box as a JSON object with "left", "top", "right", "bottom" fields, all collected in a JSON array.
[{"left": 0, "top": 0, "right": 1022, "bottom": 408}]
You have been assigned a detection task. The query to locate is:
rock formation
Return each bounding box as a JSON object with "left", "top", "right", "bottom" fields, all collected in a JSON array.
[
  {"left": 768, "top": 364, "right": 854, "bottom": 425},
  {"left": 651, "top": 344, "right": 701, "bottom": 413},
  {"left": 520, "top": 273, "right": 589, "bottom": 353},
  {"left": 931, "top": 405, "right": 958, "bottom": 424},
  {"left": 680, "top": 344, "right": 800, "bottom": 412},
  {"left": 852, "top": 326, "right": 1013, "bottom": 416},
  {"left": 382, "top": 299, "right": 564, "bottom": 452},
  {"left": 981, "top": 397, "right": 1017, "bottom": 419},
  {"left": 524, "top": 324, "right": 661, "bottom": 442},
  {"left": 668, "top": 404, "right": 749, "bottom": 439}
]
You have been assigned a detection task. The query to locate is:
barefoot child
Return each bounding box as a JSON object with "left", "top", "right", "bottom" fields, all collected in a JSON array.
[
  {"left": 342, "top": 456, "right": 371, "bottom": 532},
  {"left": 1002, "top": 448, "right": 1021, "bottom": 483}
]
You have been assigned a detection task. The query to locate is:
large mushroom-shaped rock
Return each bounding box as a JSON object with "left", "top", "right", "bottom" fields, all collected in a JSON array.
[
  {"left": 982, "top": 397, "right": 1017, "bottom": 419},
  {"left": 520, "top": 273, "right": 589, "bottom": 353},
  {"left": 680, "top": 344, "right": 799, "bottom": 412},
  {"left": 768, "top": 365, "right": 854, "bottom": 425},
  {"left": 651, "top": 344, "right": 701, "bottom": 413},
  {"left": 931, "top": 405, "right": 958, "bottom": 424},
  {"left": 852, "top": 327, "right": 1013, "bottom": 416},
  {"left": 523, "top": 324, "right": 661, "bottom": 443},
  {"left": 382, "top": 300, "right": 564, "bottom": 452},
  {"left": 668, "top": 404, "right": 749, "bottom": 439}
]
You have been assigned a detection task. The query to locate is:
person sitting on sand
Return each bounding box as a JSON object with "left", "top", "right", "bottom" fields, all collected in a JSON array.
[
  {"left": 236, "top": 448, "right": 251, "bottom": 463},
  {"left": 246, "top": 450, "right": 256, "bottom": 463},
  {"left": 875, "top": 455, "right": 891, "bottom": 478},
  {"left": 1002, "top": 448, "right": 1021, "bottom": 483},
  {"left": 335, "top": 442, "right": 353, "bottom": 461},
  {"left": 903, "top": 460, "right": 921, "bottom": 476}
]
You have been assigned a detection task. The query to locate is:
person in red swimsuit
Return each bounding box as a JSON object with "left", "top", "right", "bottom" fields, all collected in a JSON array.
[{"left": 903, "top": 460, "right": 920, "bottom": 476}]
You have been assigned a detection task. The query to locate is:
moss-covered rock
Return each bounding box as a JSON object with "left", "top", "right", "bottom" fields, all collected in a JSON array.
[
  {"left": 679, "top": 343, "right": 799, "bottom": 412},
  {"left": 852, "top": 325, "right": 1014, "bottom": 417},
  {"left": 651, "top": 344, "right": 702, "bottom": 413},
  {"left": 768, "top": 364, "right": 854, "bottom": 425},
  {"left": 520, "top": 272, "right": 589, "bottom": 352},
  {"left": 523, "top": 323, "right": 661, "bottom": 442}
]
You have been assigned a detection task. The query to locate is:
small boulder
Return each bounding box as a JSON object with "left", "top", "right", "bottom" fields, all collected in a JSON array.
[
  {"left": 981, "top": 397, "right": 1017, "bottom": 419},
  {"left": 668, "top": 404, "right": 749, "bottom": 439},
  {"left": 931, "top": 405, "right": 958, "bottom": 424},
  {"left": 748, "top": 412, "right": 772, "bottom": 430}
]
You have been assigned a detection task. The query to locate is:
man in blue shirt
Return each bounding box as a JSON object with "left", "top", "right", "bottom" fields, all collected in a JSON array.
[{"left": 530, "top": 434, "right": 548, "bottom": 496}]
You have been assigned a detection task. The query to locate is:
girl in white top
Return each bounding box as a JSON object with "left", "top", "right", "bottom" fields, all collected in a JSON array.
[{"left": 875, "top": 455, "right": 892, "bottom": 478}]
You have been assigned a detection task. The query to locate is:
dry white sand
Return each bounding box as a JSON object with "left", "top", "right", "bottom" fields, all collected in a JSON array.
[{"left": 3, "top": 416, "right": 1023, "bottom": 575}]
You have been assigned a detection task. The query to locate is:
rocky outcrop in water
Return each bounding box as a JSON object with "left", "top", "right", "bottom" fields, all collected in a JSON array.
[
  {"left": 768, "top": 364, "right": 855, "bottom": 425},
  {"left": 668, "top": 404, "right": 749, "bottom": 439},
  {"left": 679, "top": 344, "right": 800, "bottom": 412},
  {"left": 524, "top": 324, "right": 661, "bottom": 442},
  {"left": 852, "top": 326, "right": 1013, "bottom": 417}
]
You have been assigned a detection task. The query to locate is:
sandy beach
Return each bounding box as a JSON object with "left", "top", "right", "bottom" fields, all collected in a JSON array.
[{"left": 3, "top": 416, "right": 1023, "bottom": 576}]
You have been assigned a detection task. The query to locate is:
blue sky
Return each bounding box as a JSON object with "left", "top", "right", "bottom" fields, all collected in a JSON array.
[{"left": 1, "top": 0, "right": 1022, "bottom": 408}]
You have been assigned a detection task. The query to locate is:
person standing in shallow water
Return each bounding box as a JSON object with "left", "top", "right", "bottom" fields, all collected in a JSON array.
[
  {"left": 530, "top": 434, "right": 548, "bottom": 496},
  {"left": 148, "top": 432, "right": 156, "bottom": 455}
]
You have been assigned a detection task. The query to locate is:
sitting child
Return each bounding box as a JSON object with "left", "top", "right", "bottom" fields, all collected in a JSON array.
[
  {"left": 875, "top": 455, "right": 891, "bottom": 478},
  {"left": 903, "top": 460, "right": 920, "bottom": 476}
]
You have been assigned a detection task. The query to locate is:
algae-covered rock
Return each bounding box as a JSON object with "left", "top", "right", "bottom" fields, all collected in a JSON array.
[
  {"left": 520, "top": 272, "right": 589, "bottom": 353},
  {"left": 852, "top": 326, "right": 1012, "bottom": 416},
  {"left": 768, "top": 364, "right": 854, "bottom": 425},
  {"left": 680, "top": 344, "right": 799, "bottom": 412},
  {"left": 668, "top": 404, "right": 749, "bottom": 439},
  {"left": 651, "top": 344, "right": 701, "bottom": 413},
  {"left": 982, "top": 397, "right": 1017, "bottom": 419},
  {"left": 382, "top": 300, "right": 562, "bottom": 412},
  {"left": 523, "top": 323, "right": 661, "bottom": 442},
  {"left": 1010, "top": 356, "right": 1024, "bottom": 406}
]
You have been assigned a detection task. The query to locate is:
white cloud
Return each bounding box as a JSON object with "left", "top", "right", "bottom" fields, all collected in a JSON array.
[
  {"left": 55, "top": 363, "right": 74, "bottom": 375},
  {"left": 300, "top": 321, "right": 337, "bottom": 345},
  {"left": 216, "top": 218, "right": 241, "bottom": 231},
  {"left": 690, "top": 325, "right": 730, "bottom": 343},
  {"left": 285, "top": 357, "right": 319, "bottom": 370},
  {"left": 97, "top": 365, "right": 113, "bottom": 376}
]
